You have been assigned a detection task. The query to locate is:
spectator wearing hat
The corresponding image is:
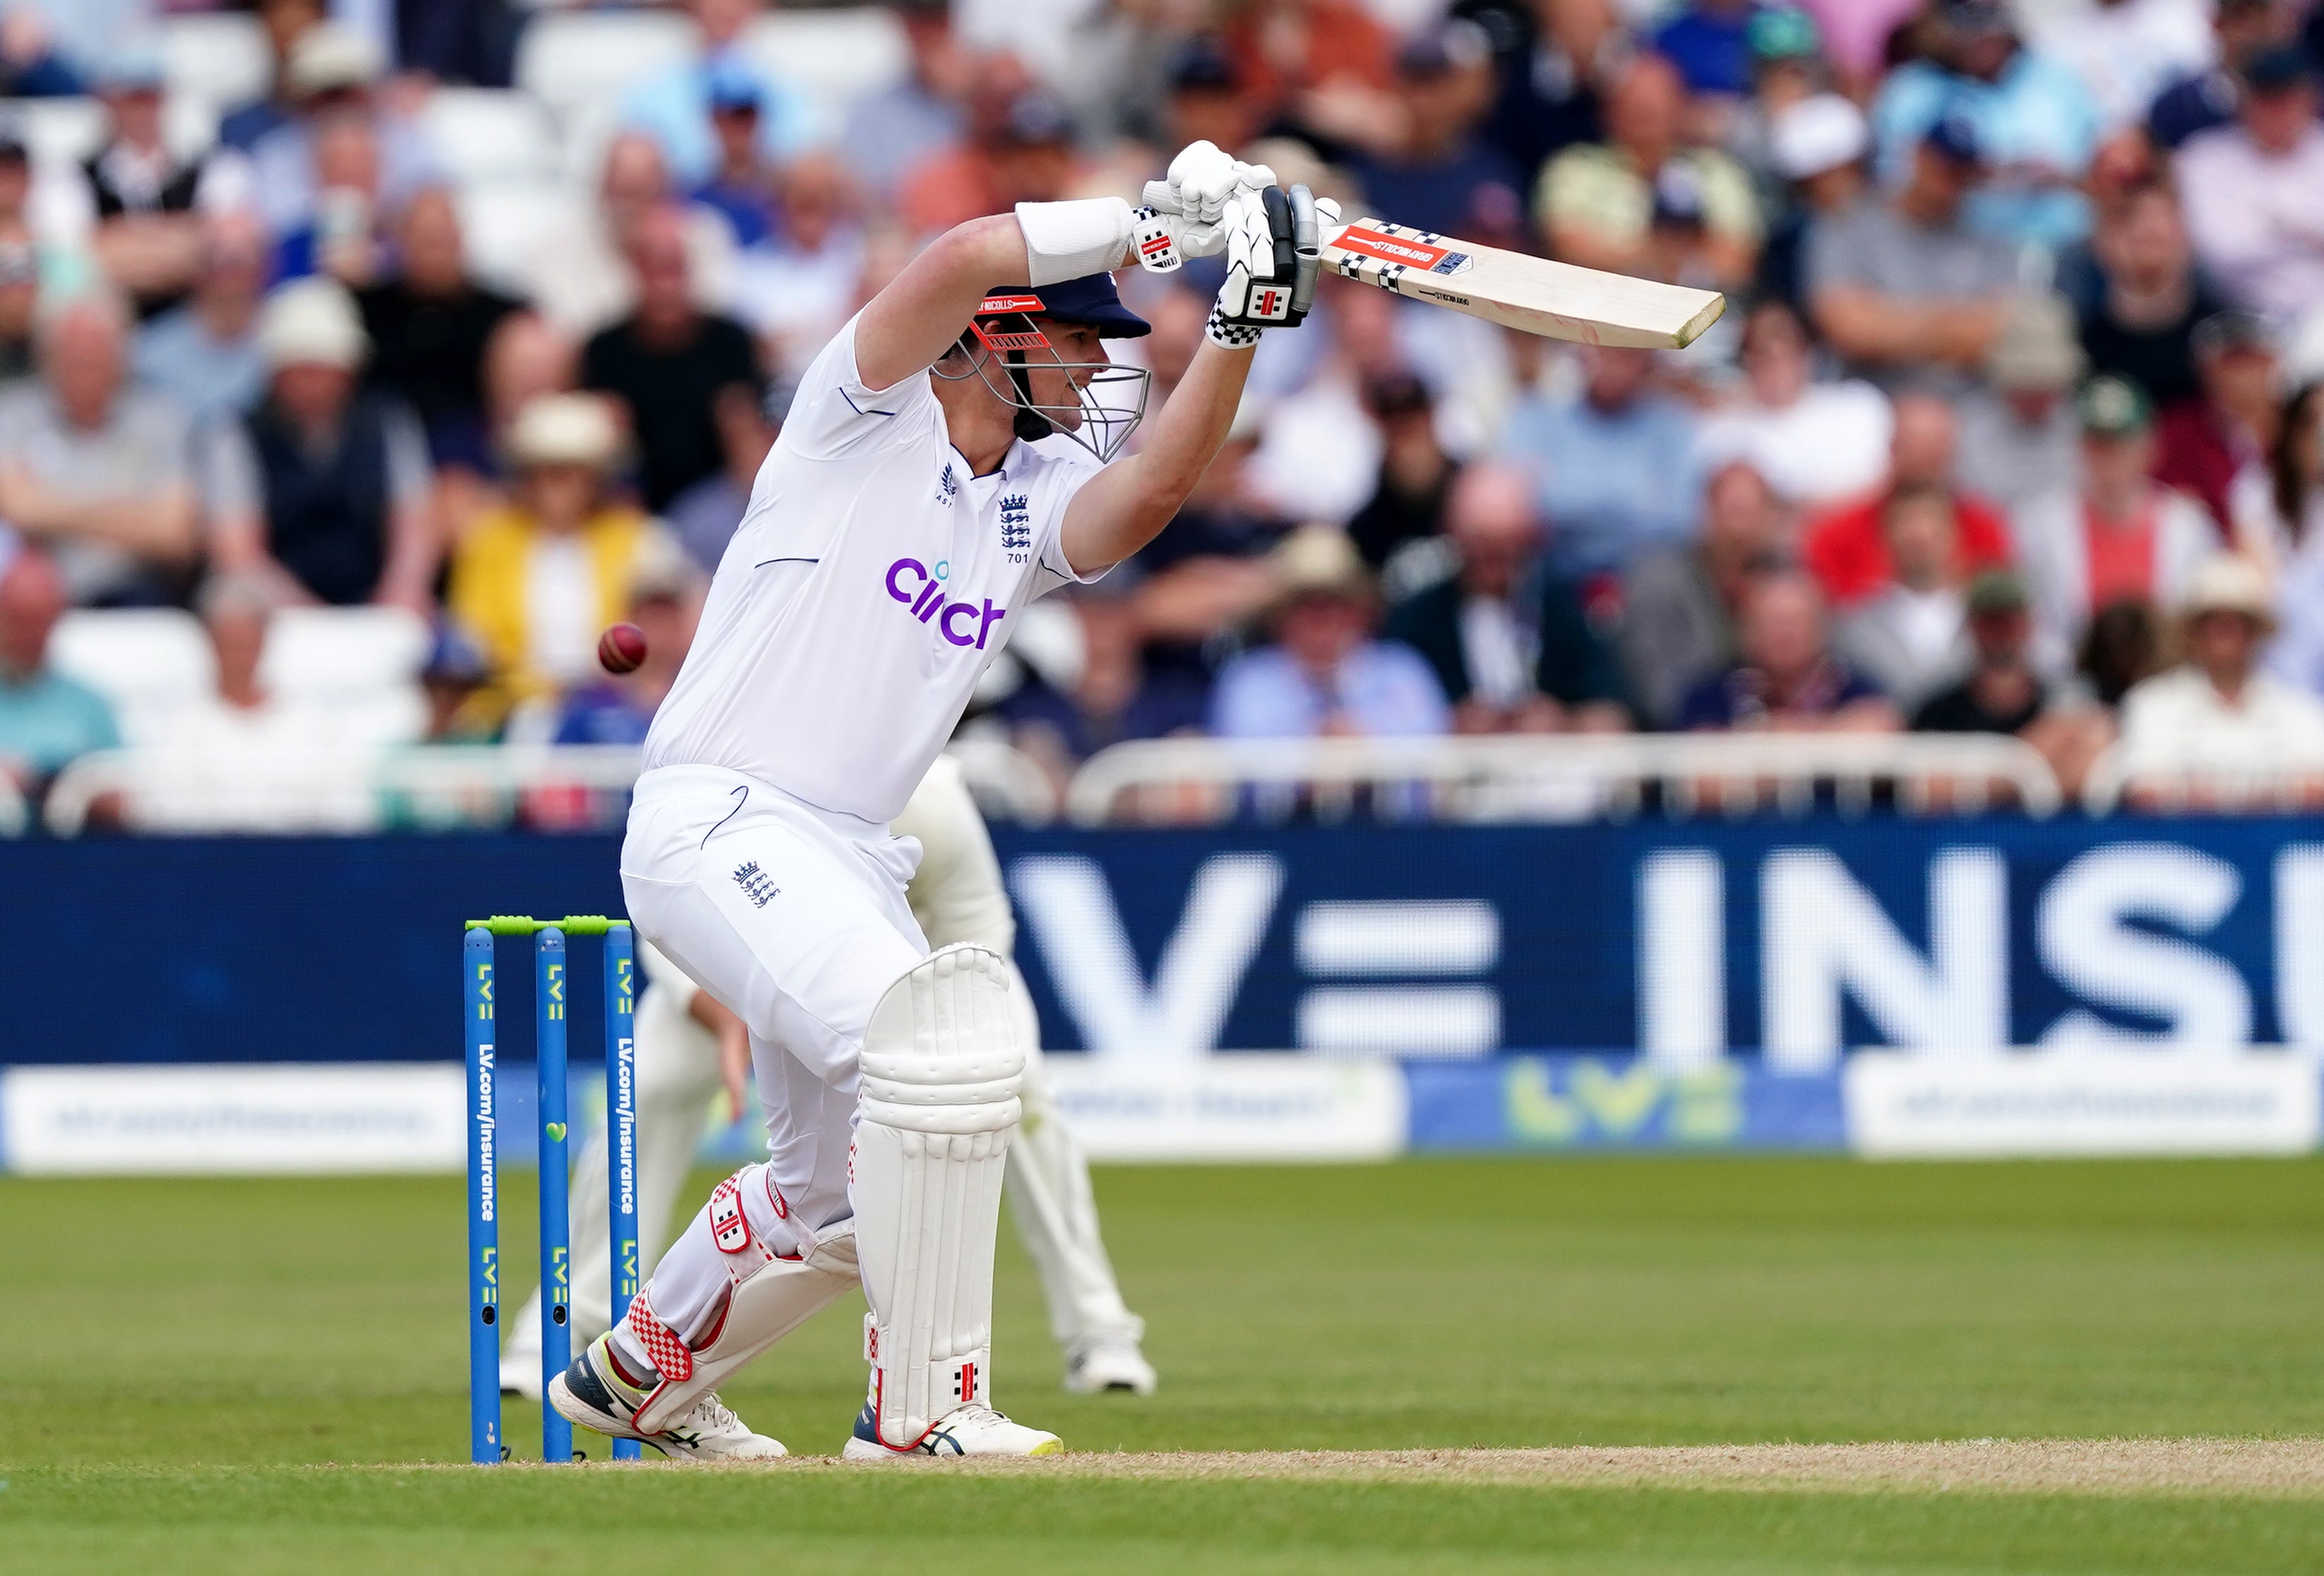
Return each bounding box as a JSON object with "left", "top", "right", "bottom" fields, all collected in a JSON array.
[
  {"left": 839, "top": 0, "right": 966, "bottom": 201},
  {"left": 1502, "top": 342, "right": 1704, "bottom": 583},
  {"left": 449, "top": 393, "right": 679, "bottom": 724},
  {"left": 0, "top": 291, "right": 196, "bottom": 607},
  {"left": 1755, "top": 90, "right": 1868, "bottom": 313},
  {"left": 2017, "top": 375, "right": 2216, "bottom": 669},
  {"left": 582, "top": 205, "right": 765, "bottom": 512},
  {"left": 2178, "top": 44, "right": 2324, "bottom": 327},
  {"left": 1720, "top": 7, "right": 1832, "bottom": 189},
  {"left": 1384, "top": 462, "right": 1627, "bottom": 735},
  {"left": 355, "top": 189, "right": 522, "bottom": 467},
  {"left": 1958, "top": 293, "right": 2088, "bottom": 521},
  {"left": 246, "top": 23, "right": 436, "bottom": 244},
  {"left": 133, "top": 210, "right": 271, "bottom": 426},
  {"left": 1345, "top": 24, "right": 1525, "bottom": 249},
  {"left": 550, "top": 535, "right": 706, "bottom": 747},
  {"left": 2116, "top": 552, "right": 2324, "bottom": 790},
  {"left": 417, "top": 620, "right": 496, "bottom": 744},
  {"left": 2077, "top": 181, "right": 2229, "bottom": 415},
  {"left": 1653, "top": 0, "right": 1768, "bottom": 102},
  {"left": 1677, "top": 566, "right": 1896, "bottom": 732},
  {"left": 1833, "top": 482, "right": 1978, "bottom": 712},
  {"left": 70, "top": 42, "right": 248, "bottom": 321},
  {"left": 1346, "top": 372, "right": 1457, "bottom": 572},
  {"left": 1804, "top": 109, "right": 2020, "bottom": 395},
  {"left": 1210, "top": 525, "right": 1449, "bottom": 741},
  {"left": 621, "top": 0, "right": 810, "bottom": 193},
  {"left": 690, "top": 61, "right": 780, "bottom": 249},
  {"left": 2146, "top": 0, "right": 2302, "bottom": 152},
  {"left": 1622, "top": 459, "right": 1789, "bottom": 729},
  {"left": 0, "top": 540, "right": 120, "bottom": 803},
  {"left": 1699, "top": 298, "right": 1891, "bottom": 508},
  {"left": 2155, "top": 309, "right": 2281, "bottom": 535},
  {"left": 1910, "top": 565, "right": 2114, "bottom": 794},
  {"left": 1869, "top": 0, "right": 2100, "bottom": 252},
  {"left": 203, "top": 277, "right": 437, "bottom": 613},
  {"left": 1539, "top": 54, "right": 1762, "bottom": 292},
  {"left": 1799, "top": 390, "right": 2015, "bottom": 609}
]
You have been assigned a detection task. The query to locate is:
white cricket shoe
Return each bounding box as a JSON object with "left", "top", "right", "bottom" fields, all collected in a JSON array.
[
  {"left": 842, "top": 1387, "right": 1062, "bottom": 1460},
  {"left": 1063, "top": 1337, "right": 1157, "bottom": 1396},
  {"left": 548, "top": 1332, "right": 787, "bottom": 1463}
]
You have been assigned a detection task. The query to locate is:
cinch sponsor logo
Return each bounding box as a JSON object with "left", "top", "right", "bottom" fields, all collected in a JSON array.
[{"left": 886, "top": 557, "right": 1009, "bottom": 649}]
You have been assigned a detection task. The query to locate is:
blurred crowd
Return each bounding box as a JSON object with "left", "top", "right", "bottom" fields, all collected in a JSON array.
[{"left": 4, "top": 0, "right": 2324, "bottom": 823}]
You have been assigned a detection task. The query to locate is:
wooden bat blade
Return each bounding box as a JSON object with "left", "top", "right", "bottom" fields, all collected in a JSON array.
[{"left": 1319, "top": 220, "right": 1726, "bottom": 350}]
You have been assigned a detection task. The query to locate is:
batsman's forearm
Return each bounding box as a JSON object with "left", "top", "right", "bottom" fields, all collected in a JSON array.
[
  {"left": 1060, "top": 341, "right": 1254, "bottom": 573},
  {"left": 853, "top": 215, "right": 1034, "bottom": 393}
]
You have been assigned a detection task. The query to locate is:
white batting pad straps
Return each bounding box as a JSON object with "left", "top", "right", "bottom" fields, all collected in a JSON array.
[
  {"left": 1016, "top": 198, "right": 1134, "bottom": 287},
  {"left": 851, "top": 944, "right": 1025, "bottom": 1450}
]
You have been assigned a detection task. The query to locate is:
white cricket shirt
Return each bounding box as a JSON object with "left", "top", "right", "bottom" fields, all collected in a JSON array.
[{"left": 644, "top": 314, "right": 1103, "bottom": 822}]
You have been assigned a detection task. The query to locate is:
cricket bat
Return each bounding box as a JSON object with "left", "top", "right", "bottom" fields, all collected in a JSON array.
[{"left": 1320, "top": 219, "right": 1726, "bottom": 351}]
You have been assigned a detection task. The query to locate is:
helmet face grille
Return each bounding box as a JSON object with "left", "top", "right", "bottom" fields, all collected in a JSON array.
[{"left": 938, "top": 322, "right": 1152, "bottom": 465}]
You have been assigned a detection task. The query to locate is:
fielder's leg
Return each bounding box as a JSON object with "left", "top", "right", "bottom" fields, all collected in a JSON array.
[
  {"left": 999, "top": 965, "right": 1155, "bottom": 1395},
  {"left": 844, "top": 944, "right": 1059, "bottom": 1459}
]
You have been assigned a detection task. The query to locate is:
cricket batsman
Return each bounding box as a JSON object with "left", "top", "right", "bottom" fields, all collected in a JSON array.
[
  {"left": 504, "top": 755, "right": 1156, "bottom": 1408},
  {"left": 547, "top": 142, "right": 1332, "bottom": 1460}
]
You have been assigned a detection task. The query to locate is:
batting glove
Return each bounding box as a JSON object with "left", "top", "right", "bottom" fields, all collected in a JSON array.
[{"left": 1205, "top": 184, "right": 1336, "bottom": 348}]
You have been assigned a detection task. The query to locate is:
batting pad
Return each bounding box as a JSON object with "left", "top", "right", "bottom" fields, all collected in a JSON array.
[{"left": 852, "top": 943, "right": 1025, "bottom": 1449}]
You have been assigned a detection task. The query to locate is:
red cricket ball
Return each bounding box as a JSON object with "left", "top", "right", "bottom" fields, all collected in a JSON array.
[{"left": 598, "top": 621, "right": 649, "bottom": 675}]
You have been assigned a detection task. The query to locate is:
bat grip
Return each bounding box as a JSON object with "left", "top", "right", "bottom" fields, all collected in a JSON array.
[
  {"left": 1288, "top": 184, "right": 1319, "bottom": 316},
  {"left": 1141, "top": 181, "right": 1180, "bottom": 215}
]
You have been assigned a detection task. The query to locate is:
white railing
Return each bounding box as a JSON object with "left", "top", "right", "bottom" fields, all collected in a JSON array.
[
  {"left": 1064, "top": 734, "right": 2065, "bottom": 825},
  {"left": 2080, "top": 746, "right": 2324, "bottom": 814},
  {"left": 40, "top": 740, "right": 1061, "bottom": 835}
]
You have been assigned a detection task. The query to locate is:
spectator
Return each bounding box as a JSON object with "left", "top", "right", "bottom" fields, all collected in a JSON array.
[
  {"left": 1209, "top": 525, "right": 1449, "bottom": 740},
  {"left": 1346, "top": 23, "right": 1525, "bottom": 247},
  {"left": 273, "top": 110, "right": 388, "bottom": 288},
  {"left": 1538, "top": 53, "right": 1761, "bottom": 292},
  {"left": 1833, "top": 483, "right": 1974, "bottom": 712},
  {"left": 0, "top": 292, "right": 196, "bottom": 606},
  {"left": 1801, "top": 391, "right": 2015, "bottom": 608},
  {"left": 527, "top": 132, "right": 739, "bottom": 338},
  {"left": 1869, "top": 0, "right": 2100, "bottom": 252},
  {"left": 2234, "top": 381, "right": 2324, "bottom": 578},
  {"left": 0, "top": 540, "right": 119, "bottom": 800},
  {"left": 1622, "top": 459, "right": 1788, "bottom": 728},
  {"left": 448, "top": 393, "right": 673, "bottom": 721},
  {"left": 245, "top": 24, "right": 434, "bottom": 244},
  {"left": 0, "top": 220, "right": 37, "bottom": 380},
  {"left": 2074, "top": 596, "right": 2168, "bottom": 708},
  {"left": 435, "top": 310, "right": 580, "bottom": 539},
  {"left": 1219, "top": 0, "right": 1396, "bottom": 158},
  {"left": 731, "top": 151, "right": 868, "bottom": 383},
  {"left": 839, "top": 0, "right": 966, "bottom": 200},
  {"left": 2116, "top": 552, "right": 2324, "bottom": 784},
  {"left": 204, "top": 279, "right": 436, "bottom": 614},
  {"left": 664, "top": 381, "right": 774, "bottom": 577},
  {"left": 1957, "top": 293, "right": 2086, "bottom": 522},
  {"left": 582, "top": 206, "right": 765, "bottom": 512},
  {"left": 1805, "top": 109, "right": 2018, "bottom": 394},
  {"left": 621, "top": 0, "right": 810, "bottom": 191},
  {"left": 1912, "top": 568, "right": 2048, "bottom": 732},
  {"left": 1699, "top": 298, "right": 1891, "bottom": 507},
  {"left": 1502, "top": 342, "right": 1703, "bottom": 582},
  {"left": 418, "top": 619, "right": 495, "bottom": 744},
  {"left": 220, "top": 0, "right": 324, "bottom": 151},
  {"left": 1797, "top": 0, "right": 1922, "bottom": 97},
  {"left": 2029, "top": 0, "right": 2212, "bottom": 133},
  {"left": 1653, "top": 0, "right": 1763, "bottom": 102},
  {"left": 355, "top": 188, "right": 522, "bottom": 466},
  {"left": 1677, "top": 566, "right": 1898, "bottom": 731},
  {"left": 551, "top": 535, "right": 704, "bottom": 746},
  {"left": 2017, "top": 376, "right": 2215, "bottom": 669},
  {"left": 2147, "top": 0, "right": 2299, "bottom": 152},
  {"left": 74, "top": 42, "right": 243, "bottom": 319},
  {"left": 132, "top": 210, "right": 271, "bottom": 425},
  {"left": 903, "top": 85, "right": 1084, "bottom": 237},
  {"left": 1721, "top": 8, "right": 1831, "bottom": 186},
  {"left": 395, "top": 0, "right": 520, "bottom": 88},
  {"left": 1156, "top": 36, "right": 1262, "bottom": 160},
  {"left": 690, "top": 61, "right": 779, "bottom": 249},
  {"left": 1756, "top": 91, "right": 1869, "bottom": 312},
  {"left": 1384, "top": 462, "right": 1627, "bottom": 734},
  {"left": 1346, "top": 373, "right": 1456, "bottom": 572},
  {"left": 2177, "top": 44, "right": 2324, "bottom": 327},
  {"left": 1473, "top": 0, "right": 1622, "bottom": 182},
  {"left": 2077, "top": 181, "right": 2229, "bottom": 415},
  {"left": 2156, "top": 309, "right": 2280, "bottom": 535}
]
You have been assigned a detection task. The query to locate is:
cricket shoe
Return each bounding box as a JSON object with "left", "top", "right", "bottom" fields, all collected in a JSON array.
[
  {"left": 1063, "top": 1336, "right": 1157, "bottom": 1396},
  {"left": 547, "top": 1332, "right": 787, "bottom": 1462},
  {"left": 841, "top": 1391, "right": 1062, "bottom": 1460}
]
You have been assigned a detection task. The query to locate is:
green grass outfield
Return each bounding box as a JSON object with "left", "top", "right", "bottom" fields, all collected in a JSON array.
[{"left": 6, "top": 1156, "right": 2322, "bottom": 1572}]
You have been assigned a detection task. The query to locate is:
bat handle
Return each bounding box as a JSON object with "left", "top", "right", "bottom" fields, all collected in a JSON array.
[{"left": 1141, "top": 180, "right": 1180, "bottom": 215}]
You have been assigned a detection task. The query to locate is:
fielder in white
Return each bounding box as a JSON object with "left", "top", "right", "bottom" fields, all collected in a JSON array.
[
  {"left": 546, "top": 143, "right": 1331, "bottom": 1460},
  {"left": 503, "top": 756, "right": 1155, "bottom": 1402}
]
